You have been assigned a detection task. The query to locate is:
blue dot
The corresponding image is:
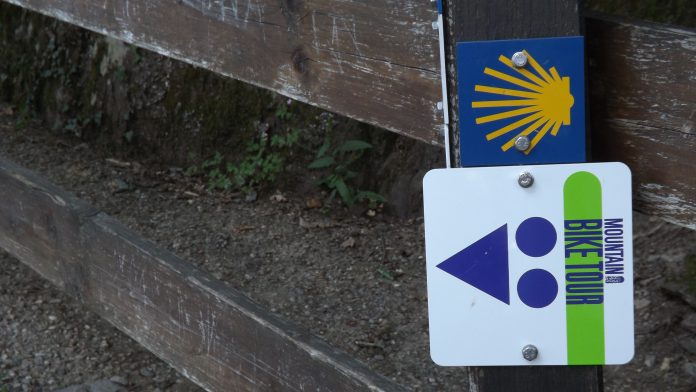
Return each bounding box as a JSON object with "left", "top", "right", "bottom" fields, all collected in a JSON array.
[
  {"left": 516, "top": 217, "right": 556, "bottom": 257},
  {"left": 517, "top": 269, "right": 558, "bottom": 308}
]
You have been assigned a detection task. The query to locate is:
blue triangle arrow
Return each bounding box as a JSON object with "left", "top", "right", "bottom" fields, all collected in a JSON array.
[{"left": 436, "top": 224, "right": 510, "bottom": 305}]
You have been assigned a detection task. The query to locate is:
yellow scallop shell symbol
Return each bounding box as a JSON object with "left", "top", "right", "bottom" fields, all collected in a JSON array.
[{"left": 472, "top": 50, "right": 574, "bottom": 154}]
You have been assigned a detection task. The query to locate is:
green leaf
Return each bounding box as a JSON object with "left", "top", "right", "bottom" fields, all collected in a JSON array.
[
  {"left": 334, "top": 178, "right": 353, "bottom": 206},
  {"left": 270, "top": 135, "right": 283, "bottom": 147},
  {"left": 337, "top": 140, "right": 372, "bottom": 152},
  {"left": 287, "top": 129, "right": 301, "bottom": 145},
  {"left": 377, "top": 268, "right": 394, "bottom": 281},
  {"left": 324, "top": 174, "right": 338, "bottom": 187},
  {"left": 356, "top": 191, "right": 386, "bottom": 203},
  {"left": 316, "top": 140, "right": 330, "bottom": 158},
  {"left": 208, "top": 168, "right": 221, "bottom": 178},
  {"left": 184, "top": 165, "right": 198, "bottom": 176},
  {"left": 203, "top": 152, "right": 223, "bottom": 168},
  {"left": 308, "top": 156, "right": 335, "bottom": 169}
]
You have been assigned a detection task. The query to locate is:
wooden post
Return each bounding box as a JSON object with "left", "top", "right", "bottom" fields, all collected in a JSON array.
[{"left": 442, "top": 0, "right": 602, "bottom": 390}]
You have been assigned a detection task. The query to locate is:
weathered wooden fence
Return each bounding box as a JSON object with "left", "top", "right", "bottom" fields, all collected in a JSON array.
[
  {"left": 1, "top": 0, "right": 695, "bottom": 391},
  {"left": 5, "top": 0, "right": 695, "bottom": 227}
]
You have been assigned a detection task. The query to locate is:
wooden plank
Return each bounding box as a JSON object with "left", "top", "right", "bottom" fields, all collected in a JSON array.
[
  {"left": 586, "top": 14, "right": 696, "bottom": 229},
  {"left": 442, "top": 1, "right": 602, "bottom": 391},
  {"left": 2, "top": 0, "right": 442, "bottom": 145},
  {"left": 0, "top": 155, "right": 404, "bottom": 392}
]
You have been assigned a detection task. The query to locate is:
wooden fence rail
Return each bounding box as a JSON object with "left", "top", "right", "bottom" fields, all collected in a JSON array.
[
  {"left": 0, "top": 156, "right": 403, "bottom": 391},
  {"left": 4, "top": 0, "right": 696, "bottom": 228},
  {"left": 3, "top": 0, "right": 443, "bottom": 144}
]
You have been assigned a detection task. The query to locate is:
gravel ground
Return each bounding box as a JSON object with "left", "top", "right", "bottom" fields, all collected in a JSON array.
[{"left": 1, "top": 106, "right": 695, "bottom": 391}]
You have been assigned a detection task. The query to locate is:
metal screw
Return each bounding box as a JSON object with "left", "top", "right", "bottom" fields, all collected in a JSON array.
[
  {"left": 432, "top": 20, "right": 439, "bottom": 30},
  {"left": 514, "top": 136, "right": 530, "bottom": 152},
  {"left": 437, "top": 101, "right": 443, "bottom": 110},
  {"left": 511, "top": 51, "right": 528, "bottom": 68},
  {"left": 518, "top": 172, "right": 534, "bottom": 188},
  {"left": 522, "top": 344, "right": 539, "bottom": 361}
]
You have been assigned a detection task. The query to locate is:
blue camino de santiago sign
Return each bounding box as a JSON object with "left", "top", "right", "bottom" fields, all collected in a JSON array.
[{"left": 457, "top": 37, "right": 585, "bottom": 166}]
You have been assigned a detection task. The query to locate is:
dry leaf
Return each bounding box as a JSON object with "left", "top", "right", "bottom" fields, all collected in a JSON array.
[{"left": 306, "top": 198, "right": 322, "bottom": 209}]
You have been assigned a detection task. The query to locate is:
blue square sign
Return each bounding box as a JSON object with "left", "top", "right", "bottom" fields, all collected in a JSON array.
[{"left": 457, "top": 36, "right": 586, "bottom": 167}]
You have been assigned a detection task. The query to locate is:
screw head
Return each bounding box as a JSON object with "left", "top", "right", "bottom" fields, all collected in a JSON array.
[
  {"left": 511, "top": 51, "right": 528, "bottom": 68},
  {"left": 432, "top": 21, "right": 439, "bottom": 30},
  {"left": 522, "top": 344, "right": 539, "bottom": 361},
  {"left": 437, "top": 101, "right": 443, "bottom": 110},
  {"left": 518, "top": 171, "right": 534, "bottom": 188},
  {"left": 514, "top": 136, "right": 530, "bottom": 152}
]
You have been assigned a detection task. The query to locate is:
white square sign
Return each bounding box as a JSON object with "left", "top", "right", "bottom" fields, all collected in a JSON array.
[{"left": 423, "top": 163, "right": 634, "bottom": 366}]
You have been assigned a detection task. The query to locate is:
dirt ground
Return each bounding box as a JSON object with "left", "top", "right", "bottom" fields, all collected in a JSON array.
[{"left": 0, "top": 106, "right": 695, "bottom": 391}]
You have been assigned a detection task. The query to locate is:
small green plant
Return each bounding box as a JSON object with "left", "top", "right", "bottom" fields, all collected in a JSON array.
[
  {"left": 377, "top": 267, "right": 395, "bottom": 281},
  {"left": 187, "top": 128, "right": 301, "bottom": 193},
  {"left": 274, "top": 100, "right": 293, "bottom": 121},
  {"left": 309, "top": 137, "right": 385, "bottom": 207}
]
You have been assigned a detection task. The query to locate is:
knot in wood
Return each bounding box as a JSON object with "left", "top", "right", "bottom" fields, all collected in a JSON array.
[{"left": 291, "top": 47, "right": 310, "bottom": 76}]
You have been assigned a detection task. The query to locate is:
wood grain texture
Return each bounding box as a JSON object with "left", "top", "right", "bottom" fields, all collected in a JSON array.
[
  {"left": 468, "top": 366, "right": 602, "bottom": 392},
  {"left": 2, "top": 0, "right": 443, "bottom": 145},
  {"left": 587, "top": 15, "right": 696, "bottom": 229},
  {"left": 0, "top": 156, "right": 404, "bottom": 392},
  {"left": 446, "top": 0, "right": 582, "bottom": 41}
]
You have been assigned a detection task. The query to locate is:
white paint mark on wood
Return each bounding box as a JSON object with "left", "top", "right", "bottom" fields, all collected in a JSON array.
[
  {"left": 46, "top": 193, "right": 66, "bottom": 207},
  {"left": 310, "top": 11, "right": 319, "bottom": 51},
  {"left": 198, "top": 308, "right": 217, "bottom": 355}
]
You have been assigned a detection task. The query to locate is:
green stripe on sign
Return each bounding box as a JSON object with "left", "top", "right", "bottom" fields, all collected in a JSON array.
[{"left": 564, "top": 171, "right": 605, "bottom": 365}]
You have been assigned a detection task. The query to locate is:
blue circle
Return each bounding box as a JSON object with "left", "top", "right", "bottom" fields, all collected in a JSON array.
[
  {"left": 516, "top": 217, "right": 557, "bottom": 257},
  {"left": 517, "top": 269, "right": 558, "bottom": 308}
]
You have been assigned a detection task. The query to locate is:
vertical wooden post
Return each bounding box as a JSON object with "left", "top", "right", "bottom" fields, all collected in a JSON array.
[{"left": 441, "top": 1, "right": 602, "bottom": 390}]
